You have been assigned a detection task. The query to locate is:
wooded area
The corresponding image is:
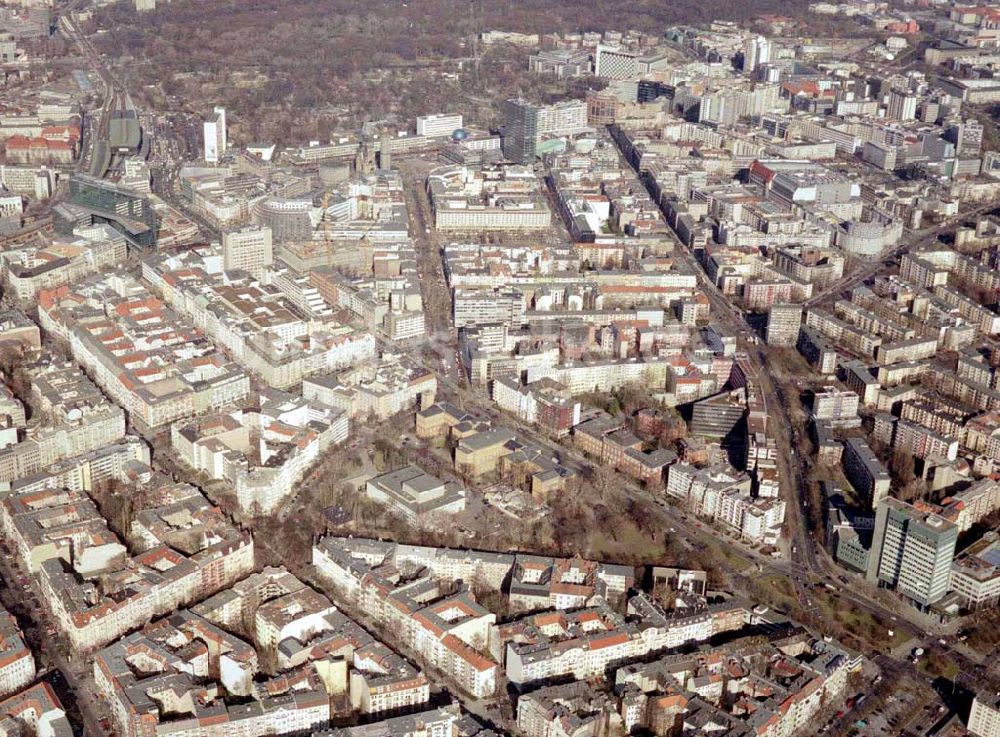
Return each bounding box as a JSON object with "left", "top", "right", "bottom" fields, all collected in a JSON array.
[{"left": 89, "top": 0, "right": 813, "bottom": 140}]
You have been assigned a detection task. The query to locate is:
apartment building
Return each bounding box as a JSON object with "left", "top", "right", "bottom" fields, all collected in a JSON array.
[
  {"left": 943, "top": 478, "right": 1000, "bottom": 532},
  {"left": 459, "top": 323, "right": 561, "bottom": 388},
  {"left": 312, "top": 538, "right": 499, "bottom": 698},
  {"left": 933, "top": 284, "right": 1000, "bottom": 336},
  {"left": 0, "top": 608, "right": 34, "bottom": 699},
  {"left": 268, "top": 265, "right": 336, "bottom": 323},
  {"left": 764, "top": 303, "right": 802, "bottom": 347},
  {"left": 842, "top": 438, "right": 891, "bottom": 509},
  {"left": 902, "top": 248, "right": 1000, "bottom": 293},
  {"left": 38, "top": 273, "right": 249, "bottom": 432},
  {"left": 950, "top": 536, "right": 1000, "bottom": 609},
  {"left": 796, "top": 326, "right": 838, "bottom": 374},
  {"left": 517, "top": 682, "right": 618, "bottom": 737},
  {"left": 171, "top": 389, "right": 349, "bottom": 514},
  {"left": 305, "top": 362, "right": 435, "bottom": 424},
  {"left": 665, "top": 461, "right": 782, "bottom": 542},
  {"left": 11, "top": 436, "right": 150, "bottom": 495},
  {"left": 877, "top": 360, "right": 930, "bottom": 388},
  {"left": 970, "top": 693, "right": 1000, "bottom": 737},
  {"left": 811, "top": 386, "right": 861, "bottom": 428},
  {"left": 890, "top": 418, "right": 960, "bottom": 462},
  {"left": 806, "top": 308, "right": 882, "bottom": 358},
  {"left": 835, "top": 300, "right": 913, "bottom": 343},
  {"left": 612, "top": 630, "right": 861, "bottom": 737},
  {"left": 497, "top": 596, "right": 749, "bottom": 687},
  {"left": 319, "top": 705, "right": 478, "bottom": 737},
  {"left": 0, "top": 360, "right": 125, "bottom": 484},
  {"left": 842, "top": 360, "right": 881, "bottom": 407},
  {"left": 144, "top": 248, "right": 376, "bottom": 389},
  {"left": 772, "top": 246, "right": 845, "bottom": 286},
  {"left": 307, "top": 244, "right": 426, "bottom": 342},
  {"left": 491, "top": 376, "right": 581, "bottom": 437},
  {"left": 508, "top": 555, "right": 634, "bottom": 612},
  {"left": 743, "top": 278, "right": 793, "bottom": 311},
  {"left": 0, "top": 684, "right": 71, "bottom": 737},
  {"left": 0, "top": 308, "right": 39, "bottom": 349},
  {"left": 1, "top": 224, "right": 126, "bottom": 301},
  {"left": 188, "top": 565, "right": 431, "bottom": 716},
  {"left": 875, "top": 336, "right": 938, "bottom": 366},
  {"left": 443, "top": 241, "right": 578, "bottom": 288},
  {"left": 1, "top": 482, "right": 254, "bottom": 652},
  {"left": 526, "top": 357, "right": 669, "bottom": 395},
  {"left": 95, "top": 611, "right": 333, "bottom": 737}
]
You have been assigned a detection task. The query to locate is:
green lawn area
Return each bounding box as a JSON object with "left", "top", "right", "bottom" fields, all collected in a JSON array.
[
  {"left": 710, "top": 541, "right": 753, "bottom": 573},
  {"left": 754, "top": 573, "right": 798, "bottom": 610},
  {"left": 813, "top": 591, "right": 916, "bottom": 651},
  {"left": 889, "top": 627, "right": 917, "bottom": 649},
  {"left": 588, "top": 520, "right": 661, "bottom": 561},
  {"left": 918, "top": 652, "right": 960, "bottom": 680}
]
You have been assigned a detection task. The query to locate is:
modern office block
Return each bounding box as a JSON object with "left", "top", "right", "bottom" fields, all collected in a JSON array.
[{"left": 866, "top": 497, "right": 957, "bottom": 608}]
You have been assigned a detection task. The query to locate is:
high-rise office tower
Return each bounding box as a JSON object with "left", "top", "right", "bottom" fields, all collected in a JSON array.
[
  {"left": 222, "top": 224, "right": 273, "bottom": 277},
  {"left": 379, "top": 130, "right": 393, "bottom": 170},
  {"left": 886, "top": 88, "right": 917, "bottom": 121},
  {"left": 946, "top": 118, "right": 984, "bottom": 157},
  {"left": 502, "top": 99, "right": 539, "bottom": 165},
  {"left": 203, "top": 106, "right": 227, "bottom": 164},
  {"left": 866, "top": 497, "right": 957, "bottom": 608},
  {"left": 742, "top": 36, "right": 771, "bottom": 73}
]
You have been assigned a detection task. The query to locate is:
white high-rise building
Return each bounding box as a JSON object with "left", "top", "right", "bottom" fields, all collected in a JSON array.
[
  {"left": 765, "top": 303, "right": 802, "bottom": 347},
  {"left": 222, "top": 224, "right": 273, "bottom": 277},
  {"left": 970, "top": 694, "right": 1000, "bottom": 737},
  {"left": 203, "top": 106, "right": 227, "bottom": 164},
  {"left": 536, "top": 100, "right": 589, "bottom": 136},
  {"left": 594, "top": 45, "right": 638, "bottom": 79},
  {"left": 866, "top": 498, "right": 957, "bottom": 608},
  {"left": 416, "top": 113, "right": 463, "bottom": 138},
  {"left": 886, "top": 89, "right": 917, "bottom": 121},
  {"left": 742, "top": 36, "right": 772, "bottom": 73}
]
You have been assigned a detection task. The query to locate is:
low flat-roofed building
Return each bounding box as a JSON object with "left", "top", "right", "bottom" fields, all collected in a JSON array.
[{"left": 366, "top": 465, "right": 466, "bottom": 523}]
